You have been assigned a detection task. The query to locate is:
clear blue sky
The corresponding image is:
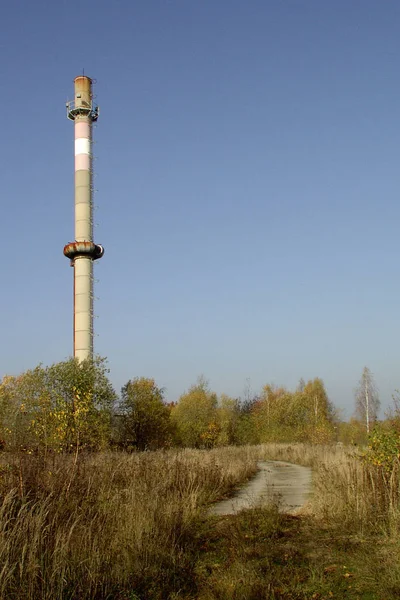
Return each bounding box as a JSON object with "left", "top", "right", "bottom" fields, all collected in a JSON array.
[{"left": 2, "top": 0, "right": 400, "bottom": 417}]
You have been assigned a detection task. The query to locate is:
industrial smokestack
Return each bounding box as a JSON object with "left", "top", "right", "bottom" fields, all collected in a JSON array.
[{"left": 63, "top": 76, "right": 104, "bottom": 361}]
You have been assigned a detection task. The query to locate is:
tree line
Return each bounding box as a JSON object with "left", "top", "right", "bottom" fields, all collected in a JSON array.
[{"left": 0, "top": 357, "right": 343, "bottom": 456}]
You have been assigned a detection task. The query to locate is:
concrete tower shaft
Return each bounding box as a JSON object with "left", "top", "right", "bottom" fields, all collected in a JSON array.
[{"left": 63, "top": 76, "right": 103, "bottom": 361}]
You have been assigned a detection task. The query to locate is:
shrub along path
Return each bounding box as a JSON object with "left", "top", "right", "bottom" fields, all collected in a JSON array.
[{"left": 173, "top": 452, "right": 398, "bottom": 600}]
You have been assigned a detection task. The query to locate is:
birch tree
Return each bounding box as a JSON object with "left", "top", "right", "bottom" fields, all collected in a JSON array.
[{"left": 354, "top": 367, "right": 380, "bottom": 434}]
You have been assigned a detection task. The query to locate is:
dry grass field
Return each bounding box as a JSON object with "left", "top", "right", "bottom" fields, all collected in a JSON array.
[
  {"left": 0, "top": 446, "right": 259, "bottom": 599},
  {"left": 0, "top": 444, "right": 399, "bottom": 599}
]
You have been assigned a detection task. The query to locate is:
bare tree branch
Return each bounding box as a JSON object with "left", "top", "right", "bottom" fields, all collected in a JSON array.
[{"left": 354, "top": 367, "right": 380, "bottom": 433}]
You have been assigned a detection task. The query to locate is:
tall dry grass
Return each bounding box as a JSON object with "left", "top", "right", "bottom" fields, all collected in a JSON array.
[
  {"left": 0, "top": 446, "right": 260, "bottom": 600},
  {"left": 1, "top": 442, "right": 400, "bottom": 598},
  {"left": 259, "top": 442, "right": 400, "bottom": 535}
]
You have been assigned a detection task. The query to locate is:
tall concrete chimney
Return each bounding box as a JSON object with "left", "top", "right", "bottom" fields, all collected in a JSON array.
[{"left": 63, "top": 76, "right": 104, "bottom": 361}]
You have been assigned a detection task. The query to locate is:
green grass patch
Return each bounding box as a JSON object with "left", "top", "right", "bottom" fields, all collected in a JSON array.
[{"left": 177, "top": 507, "right": 396, "bottom": 600}]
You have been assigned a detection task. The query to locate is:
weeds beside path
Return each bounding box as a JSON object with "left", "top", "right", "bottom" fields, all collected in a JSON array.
[
  {"left": 184, "top": 508, "right": 389, "bottom": 600},
  {"left": 0, "top": 444, "right": 399, "bottom": 599},
  {"left": 177, "top": 443, "right": 400, "bottom": 600}
]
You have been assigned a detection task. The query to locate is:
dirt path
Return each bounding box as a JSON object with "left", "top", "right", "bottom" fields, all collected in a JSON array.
[{"left": 210, "top": 460, "right": 312, "bottom": 515}]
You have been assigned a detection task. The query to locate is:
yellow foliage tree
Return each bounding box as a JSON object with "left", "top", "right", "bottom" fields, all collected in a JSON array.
[{"left": 171, "top": 377, "right": 218, "bottom": 448}]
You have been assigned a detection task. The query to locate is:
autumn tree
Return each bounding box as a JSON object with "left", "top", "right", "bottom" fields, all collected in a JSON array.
[
  {"left": 171, "top": 377, "right": 218, "bottom": 448},
  {"left": 0, "top": 369, "right": 48, "bottom": 454},
  {"left": 253, "top": 379, "right": 335, "bottom": 443},
  {"left": 301, "top": 378, "right": 336, "bottom": 441},
  {"left": 53, "top": 357, "right": 116, "bottom": 451},
  {"left": 337, "top": 418, "right": 368, "bottom": 446},
  {"left": 252, "top": 385, "right": 289, "bottom": 442},
  {"left": 216, "top": 394, "right": 240, "bottom": 446},
  {"left": 119, "top": 378, "right": 171, "bottom": 450},
  {"left": 233, "top": 381, "right": 260, "bottom": 445},
  {"left": 354, "top": 367, "right": 380, "bottom": 434},
  {"left": 0, "top": 357, "right": 116, "bottom": 455}
]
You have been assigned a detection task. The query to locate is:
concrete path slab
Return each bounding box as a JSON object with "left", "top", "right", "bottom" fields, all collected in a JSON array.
[{"left": 210, "top": 460, "right": 312, "bottom": 516}]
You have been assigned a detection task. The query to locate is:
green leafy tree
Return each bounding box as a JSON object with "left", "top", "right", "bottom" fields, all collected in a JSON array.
[
  {"left": 0, "top": 369, "right": 48, "bottom": 454},
  {"left": 361, "top": 426, "right": 400, "bottom": 479},
  {"left": 216, "top": 394, "right": 240, "bottom": 446},
  {"left": 47, "top": 356, "right": 116, "bottom": 451},
  {"left": 0, "top": 357, "right": 116, "bottom": 455},
  {"left": 235, "top": 394, "right": 260, "bottom": 445},
  {"left": 171, "top": 377, "right": 218, "bottom": 448},
  {"left": 337, "top": 418, "right": 368, "bottom": 446},
  {"left": 119, "top": 378, "right": 171, "bottom": 450}
]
